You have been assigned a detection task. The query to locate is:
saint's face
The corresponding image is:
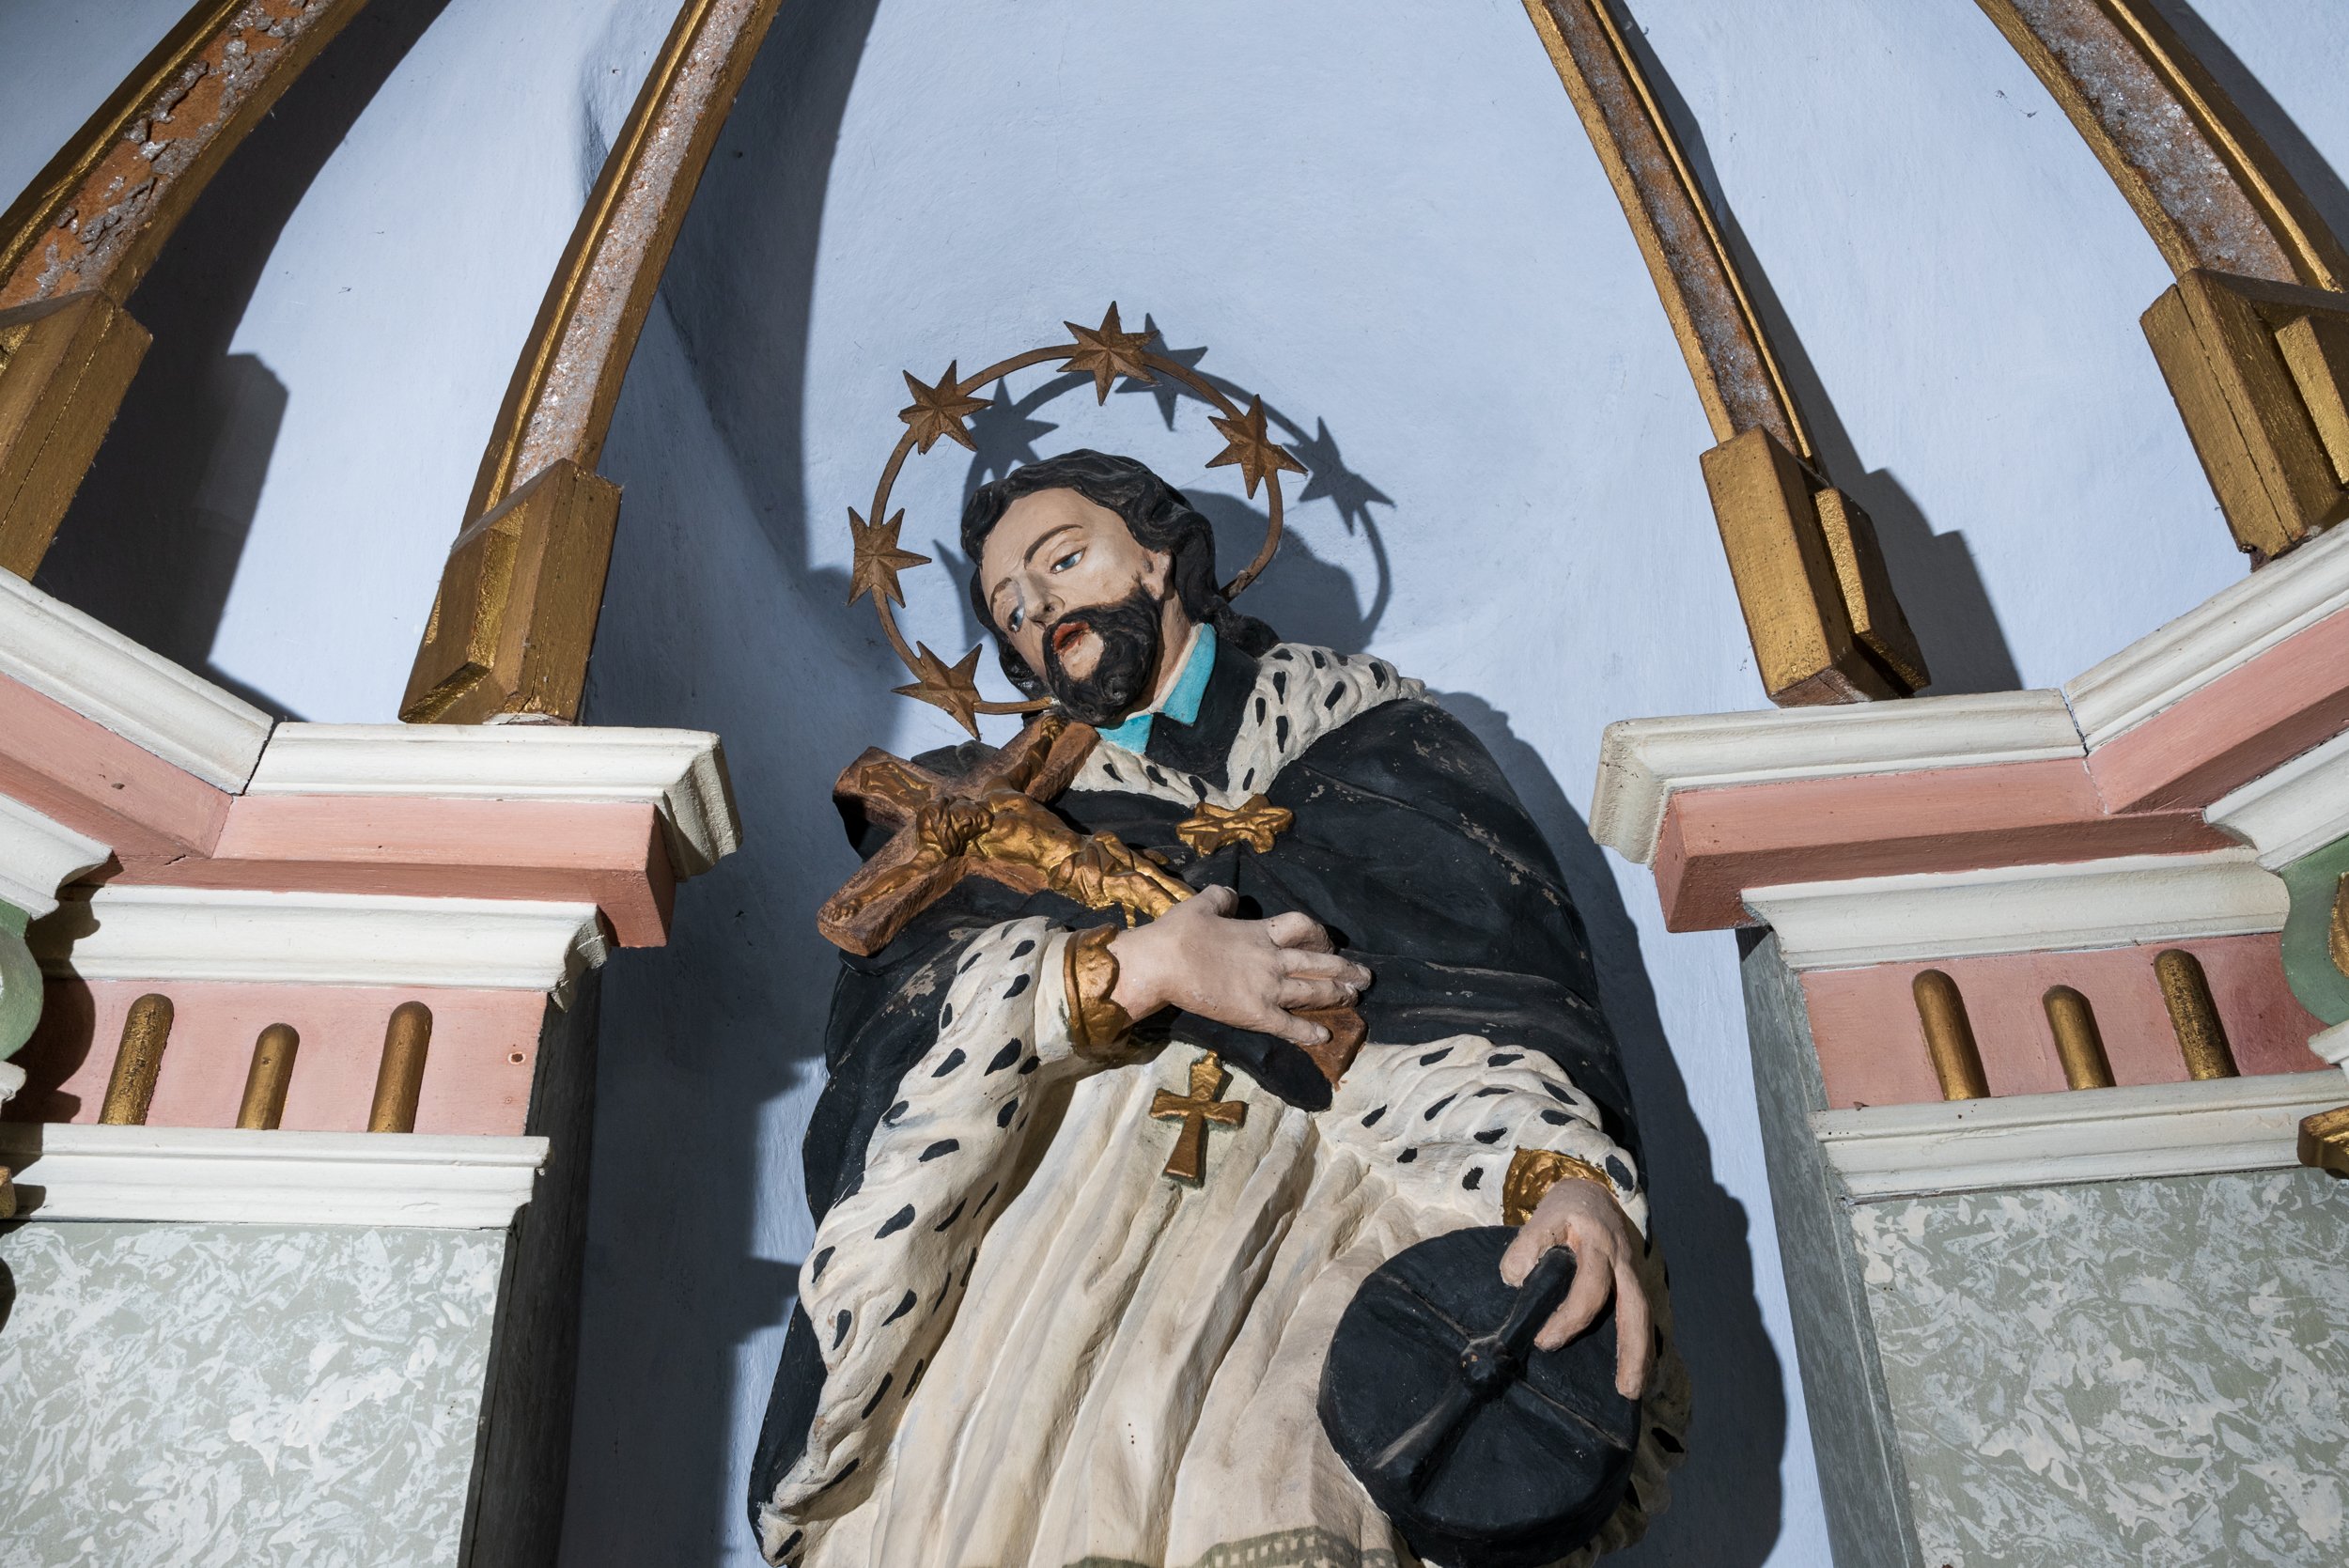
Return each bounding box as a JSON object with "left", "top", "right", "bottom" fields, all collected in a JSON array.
[{"left": 980, "top": 488, "right": 1174, "bottom": 686}]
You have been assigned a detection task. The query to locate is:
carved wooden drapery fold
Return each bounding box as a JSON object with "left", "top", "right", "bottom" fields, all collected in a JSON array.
[
  {"left": 1978, "top": 0, "right": 2349, "bottom": 563},
  {"left": 400, "top": 0, "right": 786, "bottom": 725},
  {"left": 0, "top": 0, "right": 369, "bottom": 580},
  {"left": 1521, "top": 0, "right": 1929, "bottom": 706}
]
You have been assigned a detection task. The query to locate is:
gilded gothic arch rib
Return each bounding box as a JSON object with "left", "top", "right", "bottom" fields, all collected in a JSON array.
[
  {"left": 0, "top": 0, "right": 371, "bottom": 581},
  {"left": 400, "top": 0, "right": 787, "bottom": 725},
  {"left": 1520, "top": 0, "right": 1930, "bottom": 707},
  {"left": 1976, "top": 0, "right": 2349, "bottom": 564}
]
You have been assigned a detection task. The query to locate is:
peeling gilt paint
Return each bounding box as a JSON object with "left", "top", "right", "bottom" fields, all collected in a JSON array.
[{"left": 1, "top": 1, "right": 351, "bottom": 310}]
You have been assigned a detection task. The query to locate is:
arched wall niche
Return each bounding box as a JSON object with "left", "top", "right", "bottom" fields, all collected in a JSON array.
[{"left": 2, "top": 4, "right": 2348, "bottom": 1566}]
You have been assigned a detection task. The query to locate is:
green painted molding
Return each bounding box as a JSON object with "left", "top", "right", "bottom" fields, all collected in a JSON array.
[
  {"left": 0, "top": 898, "right": 38, "bottom": 1061},
  {"left": 2279, "top": 836, "right": 2349, "bottom": 1026}
]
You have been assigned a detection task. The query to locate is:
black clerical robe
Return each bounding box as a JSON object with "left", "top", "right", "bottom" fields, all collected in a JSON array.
[{"left": 751, "top": 639, "right": 1683, "bottom": 1568}]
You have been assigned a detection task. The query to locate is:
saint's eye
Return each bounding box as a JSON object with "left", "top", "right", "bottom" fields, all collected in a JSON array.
[
  {"left": 1051, "top": 549, "right": 1082, "bottom": 573},
  {"left": 1005, "top": 606, "right": 1025, "bottom": 632}
]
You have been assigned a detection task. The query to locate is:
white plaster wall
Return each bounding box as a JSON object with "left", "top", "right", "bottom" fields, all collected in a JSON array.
[
  {"left": 0, "top": 0, "right": 194, "bottom": 211},
  {"left": 6, "top": 2, "right": 2349, "bottom": 1566}
]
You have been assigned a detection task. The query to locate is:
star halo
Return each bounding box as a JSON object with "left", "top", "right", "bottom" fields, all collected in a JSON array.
[{"left": 859, "top": 303, "right": 1295, "bottom": 737}]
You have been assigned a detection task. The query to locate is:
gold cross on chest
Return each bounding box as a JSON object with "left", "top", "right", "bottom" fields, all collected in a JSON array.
[{"left": 1151, "top": 1052, "right": 1248, "bottom": 1184}]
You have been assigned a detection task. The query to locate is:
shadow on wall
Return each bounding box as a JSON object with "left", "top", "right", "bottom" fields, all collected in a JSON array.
[
  {"left": 1442, "top": 691, "right": 1788, "bottom": 1568},
  {"left": 1619, "top": 23, "right": 2023, "bottom": 697},
  {"left": 33, "top": 0, "right": 456, "bottom": 717},
  {"left": 561, "top": 3, "right": 890, "bottom": 1565}
]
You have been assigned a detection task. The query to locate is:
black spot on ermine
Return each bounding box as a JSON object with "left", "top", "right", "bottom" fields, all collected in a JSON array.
[
  {"left": 1462, "top": 1168, "right": 1484, "bottom": 1191},
  {"left": 987, "top": 1041, "right": 1020, "bottom": 1073},
  {"left": 1419, "top": 1046, "right": 1453, "bottom": 1065},
  {"left": 920, "top": 1140, "right": 958, "bottom": 1161},
  {"left": 1004, "top": 974, "right": 1031, "bottom": 999},
  {"left": 809, "top": 1247, "right": 833, "bottom": 1280},
  {"left": 832, "top": 1310, "right": 851, "bottom": 1347},
  {"left": 882, "top": 1291, "right": 917, "bottom": 1325},
  {"left": 931, "top": 1199, "right": 965, "bottom": 1232},
  {"left": 860, "top": 1375, "right": 893, "bottom": 1417},
  {"left": 998, "top": 1096, "right": 1019, "bottom": 1127},
  {"left": 1362, "top": 1106, "right": 1386, "bottom": 1126},
  {"left": 1423, "top": 1094, "right": 1455, "bottom": 1119},
  {"left": 933, "top": 1049, "right": 965, "bottom": 1076},
  {"left": 1474, "top": 1127, "right": 1506, "bottom": 1144},
  {"left": 1011, "top": 939, "right": 1034, "bottom": 958},
  {"left": 876, "top": 1205, "right": 915, "bottom": 1238}
]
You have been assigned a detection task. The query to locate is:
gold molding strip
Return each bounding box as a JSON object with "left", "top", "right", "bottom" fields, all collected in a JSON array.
[
  {"left": 0, "top": 0, "right": 368, "bottom": 578},
  {"left": 403, "top": 0, "right": 786, "bottom": 725},
  {"left": 99, "top": 992, "right": 175, "bottom": 1126},
  {"left": 1521, "top": 0, "right": 1927, "bottom": 705},
  {"left": 2155, "top": 947, "right": 2239, "bottom": 1081},
  {"left": 1974, "top": 0, "right": 2345, "bottom": 293},
  {"left": 1977, "top": 0, "right": 2349, "bottom": 562},
  {"left": 2043, "top": 984, "right": 2116, "bottom": 1090}
]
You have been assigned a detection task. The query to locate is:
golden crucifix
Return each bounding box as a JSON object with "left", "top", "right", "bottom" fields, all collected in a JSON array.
[{"left": 1151, "top": 1052, "right": 1248, "bottom": 1184}]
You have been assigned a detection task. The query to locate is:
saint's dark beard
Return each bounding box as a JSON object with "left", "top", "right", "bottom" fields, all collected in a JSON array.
[{"left": 1037, "top": 587, "right": 1164, "bottom": 726}]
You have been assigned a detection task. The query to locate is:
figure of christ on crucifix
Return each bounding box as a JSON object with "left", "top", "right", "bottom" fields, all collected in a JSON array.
[{"left": 752, "top": 450, "right": 1687, "bottom": 1568}]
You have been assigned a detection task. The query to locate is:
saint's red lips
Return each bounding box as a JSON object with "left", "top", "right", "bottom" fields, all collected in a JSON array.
[{"left": 1050, "top": 620, "right": 1088, "bottom": 655}]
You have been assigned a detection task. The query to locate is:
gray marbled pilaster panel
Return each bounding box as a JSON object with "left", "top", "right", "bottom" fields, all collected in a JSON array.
[
  {"left": 1853, "top": 1172, "right": 2349, "bottom": 1568},
  {"left": 0, "top": 1221, "right": 506, "bottom": 1567}
]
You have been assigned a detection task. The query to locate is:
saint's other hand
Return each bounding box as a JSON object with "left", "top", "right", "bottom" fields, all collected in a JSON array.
[
  {"left": 1109, "top": 885, "right": 1371, "bottom": 1047},
  {"left": 1500, "top": 1177, "right": 1652, "bottom": 1399}
]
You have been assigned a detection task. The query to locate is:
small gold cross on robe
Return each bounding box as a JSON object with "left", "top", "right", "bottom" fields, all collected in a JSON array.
[{"left": 1150, "top": 1051, "right": 1247, "bottom": 1185}]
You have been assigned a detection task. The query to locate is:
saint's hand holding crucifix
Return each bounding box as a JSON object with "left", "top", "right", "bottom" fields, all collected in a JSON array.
[{"left": 752, "top": 386, "right": 1686, "bottom": 1566}]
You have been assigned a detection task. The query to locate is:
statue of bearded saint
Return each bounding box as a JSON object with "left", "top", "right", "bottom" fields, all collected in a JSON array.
[{"left": 752, "top": 450, "right": 1688, "bottom": 1568}]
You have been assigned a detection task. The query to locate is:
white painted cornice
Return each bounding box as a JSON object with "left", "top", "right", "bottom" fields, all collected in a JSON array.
[
  {"left": 29, "top": 886, "right": 608, "bottom": 998},
  {"left": 1814, "top": 1070, "right": 2346, "bottom": 1201},
  {"left": 1590, "top": 691, "right": 2082, "bottom": 864},
  {"left": 2065, "top": 522, "right": 2349, "bottom": 749},
  {"left": 0, "top": 794, "right": 108, "bottom": 919},
  {"left": 0, "top": 1124, "right": 546, "bottom": 1227},
  {"left": 2205, "top": 727, "right": 2349, "bottom": 868},
  {"left": 1746, "top": 848, "right": 2286, "bottom": 970},
  {"left": 247, "top": 722, "right": 742, "bottom": 877},
  {"left": 0, "top": 569, "right": 273, "bottom": 791}
]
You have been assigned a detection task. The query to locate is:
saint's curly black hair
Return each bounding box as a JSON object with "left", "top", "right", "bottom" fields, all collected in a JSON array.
[{"left": 959, "top": 449, "right": 1277, "bottom": 697}]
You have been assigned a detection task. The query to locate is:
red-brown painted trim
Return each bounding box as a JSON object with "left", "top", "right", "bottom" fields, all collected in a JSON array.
[
  {"left": 2086, "top": 608, "right": 2349, "bottom": 813},
  {"left": 0, "top": 673, "right": 229, "bottom": 864},
  {"left": 1653, "top": 757, "right": 2228, "bottom": 931},
  {"left": 117, "top": 795, "right": 679, "bottom": 947}
]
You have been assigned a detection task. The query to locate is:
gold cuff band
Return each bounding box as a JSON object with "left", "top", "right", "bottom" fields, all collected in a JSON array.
[
  {"left": 1501, "top": 1147, "right": 1618, "bottom": 1226},
  {"left": 1064, "top": 924, "right": 1136, "bottom": 1060}
]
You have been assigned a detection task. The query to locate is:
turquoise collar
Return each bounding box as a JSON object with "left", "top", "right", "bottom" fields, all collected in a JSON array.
[{"left": 1095, "top": 623, "right": 1215, "bottom": 753}]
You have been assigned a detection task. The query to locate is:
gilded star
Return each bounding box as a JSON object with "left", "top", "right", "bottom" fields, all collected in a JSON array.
[
  {"left": 1206, "top": 396, "right": 1306, "bottom": 497},
  {"left": 1061, "top": 303, "right": 1156, "bottom": 404},
  {"left": 847, "top": 507, "right": 929, "bottom": 608},
  {"left": 899, "top": 363, "right": 987, "bottom": 454},
  {"left": 894, "top": 642, "right": 987, "bottom": 736},
  {"left": 1175, "top": 793, "right": 1295, "bottom": 856}
]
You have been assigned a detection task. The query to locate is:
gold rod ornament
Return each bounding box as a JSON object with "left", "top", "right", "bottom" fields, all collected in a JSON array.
[
  {"left": 1912, "top": 970, "right": 1990, "bottom": 1102},
  {"left": 402, "top": 0, "right": 786, "bottom": 725},
  {"left": 99, "top": 992, "right": 175, "bottom": 1126},
  {"left": 2154, "top": 948, "right": 2238, "bottom": 1080},
  {"left": 366, "top": 1001, "right": 432, "bottom": 1134},
  {"left": 235, "top": 1022, "right": 299, "bottom": 1130},
  {"left": 2041, "top": 985, "right": 2115, "bottom": 1090},
  {"left": 1518, "top": 0, "right": 1927, "bottom": 705}
]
